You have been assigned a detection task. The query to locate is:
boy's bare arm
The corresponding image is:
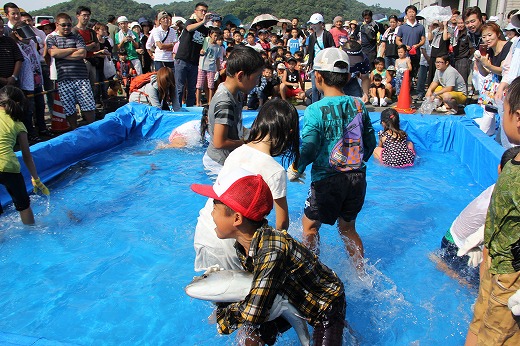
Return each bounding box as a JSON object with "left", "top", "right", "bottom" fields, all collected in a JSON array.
[{"left": 212, "top": 123, "right": 244, "bottom": 150}]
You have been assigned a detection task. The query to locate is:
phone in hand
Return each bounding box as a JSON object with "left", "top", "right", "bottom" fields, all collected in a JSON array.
[{"left": 479, "top": 43, "right": 488, "bottom": 56}]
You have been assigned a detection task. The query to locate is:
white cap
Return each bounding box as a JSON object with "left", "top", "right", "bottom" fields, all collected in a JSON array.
[
  {"left": 130, "top": 21, "right": 141, "bottom": 29},
  {"left": 488, "top": 16, "right": 499, "bottom": 22},
  {"left": 513, "top": 13, "right": 520, "bottom": 28},
  {"left": 505, "top": 23, "right": 519, "bottom": 31},
  {"left": 313, "top": 47, "right": 350, "bottom": 73},
  {"left": 308, "top": 13, "right": 324, "bottom": 24},
  {"left": 117, "top": 16, "right": 129, "bottom": 23}
]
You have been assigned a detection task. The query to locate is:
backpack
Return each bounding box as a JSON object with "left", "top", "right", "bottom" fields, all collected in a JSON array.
[
  {"left": 129, "top": 72, "right": 156, "bottom": 93},
  {"left": 329, "top": 98, "right": 365, "bottom": 172}
]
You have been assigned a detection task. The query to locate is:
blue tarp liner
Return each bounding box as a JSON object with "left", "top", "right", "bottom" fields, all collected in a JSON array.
[{"left": 0, "top": 103, "right": 505, "bottom": 209}]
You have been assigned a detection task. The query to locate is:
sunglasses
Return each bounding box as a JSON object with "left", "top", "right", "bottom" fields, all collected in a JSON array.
[{"left": 59, "top": 23, "right": 72, "bottom": 27}]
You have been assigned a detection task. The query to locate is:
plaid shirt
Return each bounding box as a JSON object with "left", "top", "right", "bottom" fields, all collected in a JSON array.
[{"left": 216, "top": 225, "right": 344, "bottom": 334}]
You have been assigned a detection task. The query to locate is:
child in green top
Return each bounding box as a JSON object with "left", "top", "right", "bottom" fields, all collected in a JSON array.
[
  {"left": 0, "top": 86, "right": 49, "bottom": 224},
  {"left": 465, "top": 76, "right": 520, "bottom": 345},
  {"left": 191, "top": 168, "right": 346, "bottom": 345}
]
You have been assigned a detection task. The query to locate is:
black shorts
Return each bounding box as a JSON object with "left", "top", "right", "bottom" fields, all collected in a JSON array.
[
  {"left": 258, "top": 316, "right": 291, "bottom": 345},
  {"left": 304, "top": 171, "right": 367, "bottom": 225},
  {"left": 0, "top": 172, "right": 30, "bottom": 212}
]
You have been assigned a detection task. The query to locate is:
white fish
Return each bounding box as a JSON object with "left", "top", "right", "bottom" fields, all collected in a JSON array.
[{"left": 185, "top": 270, "right": 310, "bottom": 346}]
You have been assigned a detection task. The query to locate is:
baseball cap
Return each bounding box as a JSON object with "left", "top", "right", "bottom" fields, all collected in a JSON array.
[
  {"left": 333, "top": 16, "right": 343, "bottom": 23},
  {"left": 130, "top": 21, "right": 141, "bottom": 29},
  {"left": 313, "top": 47, "right": 350, "bottom": 73},
  {"left": 513, "top": 13, "right": 520, "bottom": 28},
  {"left": 277, "top": 63, "right": 286, "bottom": 69},
  {"left": 191, "top": 169, "right": 273, "bottom": 222},
  {"left": 287, "top": 57, "right": 297, "bottom": 63},
  {"left": 308, "top": 13, "right": 324, "bottom": 24},
  {"left": 387, "top": 65, "right": 396, "bottom": 71},
  {"left": 117, "top": 16, "right": 129, "bottom": 23},
  {"left": 488, "top": 16, "right": 499, "bottom": 23}
]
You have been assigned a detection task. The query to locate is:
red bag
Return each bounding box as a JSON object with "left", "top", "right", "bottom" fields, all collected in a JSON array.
[{"left": 129, "top": 72, "right": 156, "bottom": 93}]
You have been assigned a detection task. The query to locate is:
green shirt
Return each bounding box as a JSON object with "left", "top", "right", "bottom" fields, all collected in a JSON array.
[
  {"left": 114, "top": 30, "right": 139, "bottom": 61},
  {"left": 0, "top": 109, "right": 27, "bottom": 173},
  {"left": 485, "top": 159, "right": 520, "bottom": 274},
  {"left": 216, "top": 225, "right": 344, "bottom": 334}
]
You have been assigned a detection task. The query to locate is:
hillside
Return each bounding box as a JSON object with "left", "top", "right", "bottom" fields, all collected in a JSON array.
[{"left": 32, "top": 0, "right": 400, "bottom": 24}]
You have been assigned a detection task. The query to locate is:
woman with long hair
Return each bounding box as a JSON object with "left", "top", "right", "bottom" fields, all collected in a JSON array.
[{"left": 128, "top": 67, "right": 180, "bottom": 110}]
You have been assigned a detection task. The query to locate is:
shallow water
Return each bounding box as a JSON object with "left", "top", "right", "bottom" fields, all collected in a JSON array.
[{"left": 0, "top": 136, "right": 483, "bottom": 345}]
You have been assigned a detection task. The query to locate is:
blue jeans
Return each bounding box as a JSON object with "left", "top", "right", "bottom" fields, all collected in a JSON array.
[
  {"left": 174, "top": 59, "right": 198, "bottom": 107},
  {"left": 384, "top": 57, "right": 396, "bottom": 69},
  {"left": 416, "top": 64, "right": 428, "bottom": 97},
  {"left": 310, "top": 71, "right": 322, "bottom": 104},
  {"left": 154, "top": 61, "right": 175, "bottom": 71}
]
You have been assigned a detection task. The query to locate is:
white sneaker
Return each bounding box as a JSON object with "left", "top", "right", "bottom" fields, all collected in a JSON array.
[
  {"left": 371, "top": 97, "right": 378, "bottom": 106},
  {"left": 380, "top": 99, "right": 387, "bottom": 107},
  {"left": 436, "top": 105, "right": 448, "bottom": 113}
]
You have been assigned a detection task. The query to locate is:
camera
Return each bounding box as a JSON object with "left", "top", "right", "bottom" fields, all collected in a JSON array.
[{"left": 209, "top": 14, "right": 222, "bottom": 22}]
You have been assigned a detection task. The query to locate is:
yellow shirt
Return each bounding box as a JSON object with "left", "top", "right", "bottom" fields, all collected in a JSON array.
[{"left": 0, "top": 109, "right": 27, "bottom": 173}]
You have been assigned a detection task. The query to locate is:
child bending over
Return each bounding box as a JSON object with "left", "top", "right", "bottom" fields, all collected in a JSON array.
[{"left": 191, "top": 169, "right": 346, "bottom": 345}]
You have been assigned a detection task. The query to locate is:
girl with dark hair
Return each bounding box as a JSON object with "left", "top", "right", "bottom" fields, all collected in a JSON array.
[
  {"left": 128, "top": 67, "right": 180, "bottom": 110},
  {"left": 157, "top": 105, "right": 210, "bottom": 149},
  {"left": 373, "top": 108, "right": 415, "bottom": 167},
  {"left": 193, "top": 98, "right": 300, "bottom": 272},
  {"left": 0, "top": 86, "right": 49, "bottom": 224}
]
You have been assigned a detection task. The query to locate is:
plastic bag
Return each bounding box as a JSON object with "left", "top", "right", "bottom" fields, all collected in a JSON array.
[
  {"left": 418, "top": 98, "right": 440, "bottom": 114},
  {"left": 103, "top": 57, "right": 117, "bottom": 79}
]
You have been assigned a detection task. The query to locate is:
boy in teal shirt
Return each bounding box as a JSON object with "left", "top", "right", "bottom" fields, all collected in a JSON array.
[{"left": 288, "top": 48, "right": 376, "bottom": 269}]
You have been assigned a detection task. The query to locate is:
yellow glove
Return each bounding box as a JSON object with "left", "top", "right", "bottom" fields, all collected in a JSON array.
[{"left": 31, "top": 177, "right": 50, "bottom": 196}]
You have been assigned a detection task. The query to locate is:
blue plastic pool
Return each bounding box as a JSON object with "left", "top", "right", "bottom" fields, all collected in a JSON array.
[{"left": 0, "top": 104, "right": 504, "bottom": 345}]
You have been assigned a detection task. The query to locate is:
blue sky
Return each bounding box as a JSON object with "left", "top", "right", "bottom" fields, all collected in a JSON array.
[{"left": 17, "top": 0, "right": 410, "bottom": 15}]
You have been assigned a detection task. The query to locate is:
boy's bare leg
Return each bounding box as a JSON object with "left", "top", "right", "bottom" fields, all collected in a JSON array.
[
  {"left": 464, "top": 331, "right": 477, "bottom": 346},
  {"left": 20, "top": 207, "right": 35, "bottom": 225},
  {"left": 83, "top": 110, "right": 95, "bottom": 124},
  {"left": 338, "top": 218, "right": 364, "bottom": 269},
  {"left": 67, "top": 112, "right": 78, "bottom": 130},
  {"left": 302, "top": 215, "right": 321, "bottom": 254}
]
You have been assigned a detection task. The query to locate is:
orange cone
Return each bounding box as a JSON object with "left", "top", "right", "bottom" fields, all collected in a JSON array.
[
  {"left": 50, "top": 84, "right": 70, "bottom": 133},
  {"left": 394, "top": 69, "right": 415, "bottom": 114}
]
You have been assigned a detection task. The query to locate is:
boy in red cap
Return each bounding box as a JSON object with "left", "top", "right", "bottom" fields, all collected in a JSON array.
[{"left": 191, "top": 168, "right": 346, "bottom": 345}]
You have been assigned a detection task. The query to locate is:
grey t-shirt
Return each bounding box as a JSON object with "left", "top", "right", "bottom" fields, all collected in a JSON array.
[
  {"left": 205, "top": 83, "right": 246, "bottom": 165},
  {"left": 433, "top": 65, "right": 466, "bottom": 93}
]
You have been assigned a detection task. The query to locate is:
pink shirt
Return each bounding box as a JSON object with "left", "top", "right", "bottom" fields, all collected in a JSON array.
[{"left": 329, "top": 27, "right": 348, "bottom": 47}]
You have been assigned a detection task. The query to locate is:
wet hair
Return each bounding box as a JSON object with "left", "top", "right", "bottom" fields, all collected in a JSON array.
[
  {"left": 200, "top": 105, "right": 209, "bottom": 141},
  {"left": 318, "top": 61, "right": 350, "bottom": 88},
  {"left": 380, "top": 108, "right": 407, "bottom": 140},
  {"left": 56, "top": 13, "right": 72, "bottom": 22},
  {"left": 505, "top": 76, "right": 520, "bottom": 115},
  {"left": 0, "top": 86, "right": 27, "bottom": 122},
  {"left": 155, "top": 67, "right": 176, "bottom": 106},
  {"left": 76, "top": 6, "right": 91, "bottom": 15},
  {"left": 481, "top": 22, "right": 502, "bottom": 37},
  {"left": 246, "top": 98, "right": 300, "bottom": 168},
  {"left": 226, "top": 46, "right": 265, "bottom": 77},
  {"left": 500, "top": 146, "right": 520, "bottom": 169},
  {"left": 463, "top": 7, "right": 482, "bottom": 21},
  {"left": 405, "top": 5, "right": 418, "bottom": 14},
  {"left": 373, "top": 73, "right": 383, "bottom": 82}
]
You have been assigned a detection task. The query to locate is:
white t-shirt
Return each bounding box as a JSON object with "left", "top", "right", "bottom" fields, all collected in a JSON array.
[
  {"left": 450, "top": 184, "right": 494, "bottom": 248},
  {"left": 193, "top": 144, "right": 287, "bottom": 271},
  {"left": 150, "top": 26, "right": 178, "bottom": 62},
  {"left": 168, "top": 120, "right": 208, "bottom": 147}
]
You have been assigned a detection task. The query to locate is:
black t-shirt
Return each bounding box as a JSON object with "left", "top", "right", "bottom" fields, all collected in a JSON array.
[
  {"left": 454, "top": 29, "right": 470, "bottom": 60},
  {"left": 489, "top": 40, "right": 512, "bottom": 81},
  {"left": 175, "top": 19, "right": 209, "bottom": 65}
]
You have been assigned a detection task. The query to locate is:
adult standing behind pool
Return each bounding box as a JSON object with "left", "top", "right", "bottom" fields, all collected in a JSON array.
[
  {"left": 396, "top": 5, "right": 425, "bottom": 81},
  {"left": 359, "top": 10, "right": 382, "bottom": 68},
  {"left": 306, "top": 13, "right": 334, "bottom": 104},
  {"left": 114, "top": 16, "right": 142, "bottom": 76},
  {"left": 174, "top": 2, "right": 211, "bottom": 107}
]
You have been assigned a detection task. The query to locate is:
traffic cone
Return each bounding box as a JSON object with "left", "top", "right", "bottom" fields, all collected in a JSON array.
[
  {"left": 50, "top": 84, "right": 70, "bottom": 133},
  {"left": 394, "top": 69, "right": 415, "bottom": 114}
]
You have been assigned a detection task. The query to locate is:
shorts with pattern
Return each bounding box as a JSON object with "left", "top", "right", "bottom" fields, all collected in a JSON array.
[
  {"left": 469, "top": 257, "right": 520, "bottom": 344},
  {"left": 0, "top": 172, "right": 30, "bottom": 212},
  {"left": 304, "top": 171, "right": 367, "bottom": 225},
  {"left": 196, "top": 69, "right": 216, "bottom": 90},
  {"left": 57, "top": 79, "right": 95, "bottom": 116}
]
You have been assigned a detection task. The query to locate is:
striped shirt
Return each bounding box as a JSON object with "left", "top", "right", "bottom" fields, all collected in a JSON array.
[
  {"left": 46, "top": 33, "right": 88, "bottom": 82},
  {"left": 216, "top": 225, "right": 344, "bottom": 334}
]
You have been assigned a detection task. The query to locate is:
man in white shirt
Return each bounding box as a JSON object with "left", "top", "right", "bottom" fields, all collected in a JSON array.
[{"left": 149, "top": 11, "right": 177, "bottom": 70}]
